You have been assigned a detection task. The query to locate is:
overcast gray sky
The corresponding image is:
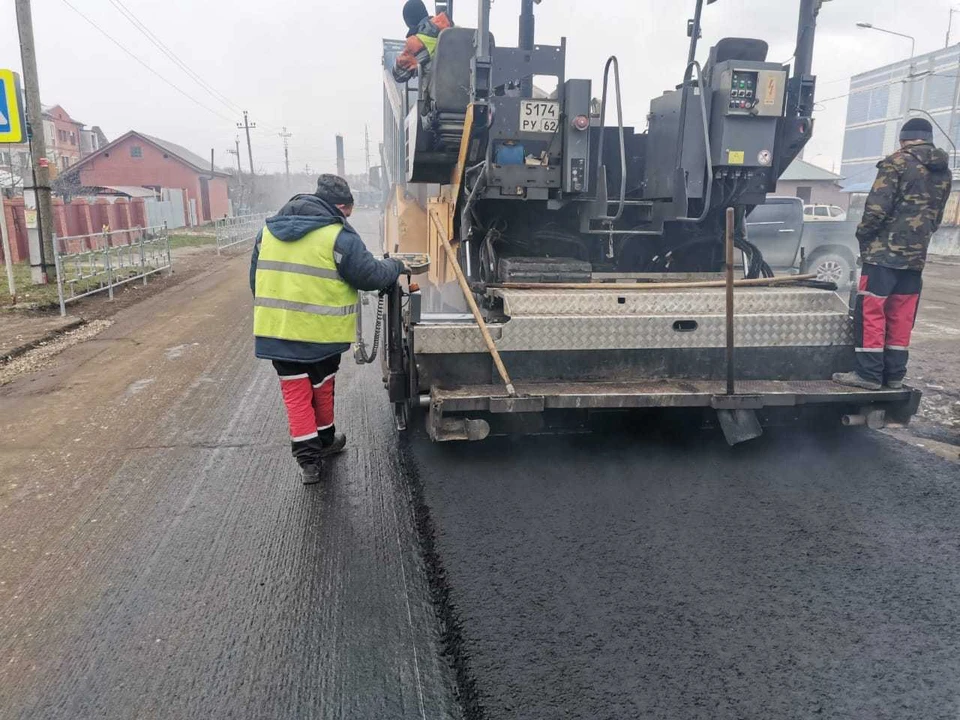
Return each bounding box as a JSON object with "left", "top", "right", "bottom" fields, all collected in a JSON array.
[{"left": 0, "top": 0, "right": 952, "bottom": 178}]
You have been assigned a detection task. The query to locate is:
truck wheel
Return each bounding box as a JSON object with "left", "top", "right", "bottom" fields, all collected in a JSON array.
[{"left": 810, "top": 252, "right": 854, "bottom": 290}]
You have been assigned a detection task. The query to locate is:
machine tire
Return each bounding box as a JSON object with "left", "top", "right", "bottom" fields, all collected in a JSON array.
[{"left": 808, "top": 251, "right": 856, "bottom": 291}]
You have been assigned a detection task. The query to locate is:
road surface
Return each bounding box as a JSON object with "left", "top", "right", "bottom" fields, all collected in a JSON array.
[
  {"left": 1, "top": 210, "right": 958, "bottom": 719},
  {"left": 0, "top": 212, "right": 459, "bottom": 719}
]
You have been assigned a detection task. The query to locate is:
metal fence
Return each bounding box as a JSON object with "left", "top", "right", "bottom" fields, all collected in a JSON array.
[
  {"left": 53, "top": 225, "right": 172, "bottom": 316},
  {"left": 215, "top": 213, "right": 269, "bottom": 254}
]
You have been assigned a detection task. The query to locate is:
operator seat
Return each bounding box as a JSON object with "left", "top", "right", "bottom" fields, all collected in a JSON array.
[{"left": 421, "top": 27, "right": 494, "bottom": 151}]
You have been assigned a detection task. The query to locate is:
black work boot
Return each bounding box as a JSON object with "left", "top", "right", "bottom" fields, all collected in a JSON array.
[
  {"left": 300, "top": 461, "right": 323, "bottom": 485},
  {"left": 319, "top": 433, "right": 347, "bottom": 458},
  {"left": 832, "top": 372, "right": 882, "bottom": 391}
]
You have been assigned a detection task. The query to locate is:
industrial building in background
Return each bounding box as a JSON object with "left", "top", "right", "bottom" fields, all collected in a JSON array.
[{"left": 841, "top": 45, "right": 960, "bottom": 192}]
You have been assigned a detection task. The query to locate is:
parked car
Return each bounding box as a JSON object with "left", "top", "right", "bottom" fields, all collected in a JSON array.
[
  {"left": 747, "top": 197, "right": 860, "bottom": 292},
  {"left": 799, "top": 220, "right": 860, "bottom": 291},
  {"left": 745, "top": 196, "right": 804, "bottom": 274},
  {"left": 803, "top": 204, "right": 848, "bottom": 222}
]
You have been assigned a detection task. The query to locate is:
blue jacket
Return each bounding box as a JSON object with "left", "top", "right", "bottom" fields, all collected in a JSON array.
[{"left": 250, "top": 194, "right": 404, "bottom": 362}]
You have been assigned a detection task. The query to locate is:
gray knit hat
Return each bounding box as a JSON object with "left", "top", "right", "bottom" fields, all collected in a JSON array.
[
  {"left": 315, "top": 174, "right": 354, "bottom": 206},
  {"left": 900, "top": 118, "right": 934, "bottom": 143}
]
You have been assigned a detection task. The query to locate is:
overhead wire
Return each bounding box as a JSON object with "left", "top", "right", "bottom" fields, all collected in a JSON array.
[
  {"left": 104, "top": 0, "right": 243, "bottom": 115},
  {"left": 816, "top": 69, "right": 960, "bottom": 107},
  {"left": 59, "top": 0, "right": 235, "bottom": 124}
]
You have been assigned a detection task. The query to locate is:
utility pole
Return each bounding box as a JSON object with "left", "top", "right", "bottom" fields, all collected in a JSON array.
[
  {"left": 279, "top": 127, "right": 292, "bottom": 188},
  {"left": 364, "top": 125, "right": 371, "bottom": 173},
  {"left": 335, "top": 134, "right": 346, "bottom": 177},
  {"left": 237, "top": 111, "right": 256, "bottom": 175},
  {"left": 226, "top": 138, "right": 244, "bottom": 214},
  {"left": 15, "top": 0, "right": 55, "bottom": 284},
  {"left": 226, "top": 137, "right": 242, "bottom": 180}
]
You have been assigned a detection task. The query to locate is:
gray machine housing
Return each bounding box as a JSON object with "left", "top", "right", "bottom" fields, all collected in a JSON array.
[
  {"left": 644, "top": 48, "right": 788, "bottom": 212},
  {"left": 708, "top": 60, "right": 786, "bottom": 170}
]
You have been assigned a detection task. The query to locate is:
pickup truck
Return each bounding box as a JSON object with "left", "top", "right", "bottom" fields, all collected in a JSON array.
[{"left": 747, "top": 197, "right": 860, "bottom": 290}]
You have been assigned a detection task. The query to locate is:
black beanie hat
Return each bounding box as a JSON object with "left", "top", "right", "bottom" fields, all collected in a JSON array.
[
  {"left": 315, "top": 174, "right": 354, "bottom": 206},
  {"left": 900, "top": 118, "right": 934, "bottom": 143},
  {"left": 403, "top": 0, "right": 429, "bottom": 29}
]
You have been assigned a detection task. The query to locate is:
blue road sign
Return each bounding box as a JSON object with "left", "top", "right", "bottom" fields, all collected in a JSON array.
[{"left": 0, "top": 70, "right": 26, "bottom": 144}]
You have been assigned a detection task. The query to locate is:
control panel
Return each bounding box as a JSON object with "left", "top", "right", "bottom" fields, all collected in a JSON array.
[
  {"left": 723, "top": 68, "right": 787, "bottom": 118},
  {"left": 728, "top": 70, "right": 759, "bottom": 113},
  {"left": 569, "top": 158, "right": 586, "bottom": 192},
  {"left": 562, "top": 78, "right": 592, "bottom": 194}
]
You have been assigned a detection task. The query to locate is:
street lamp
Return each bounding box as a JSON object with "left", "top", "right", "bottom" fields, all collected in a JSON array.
[
  {"left": 949, "top": 8, "right": 960, "bottom": 47},
  {"left": 856, "top": 22, "right": 916, "bottom": 58}
]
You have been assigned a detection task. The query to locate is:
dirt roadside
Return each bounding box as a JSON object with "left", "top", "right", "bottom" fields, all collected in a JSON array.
[
  {"left": 0, "top": 244, "right": 251, "bottom": 385},
  {"left": 0, "top": 250, "right": 253, "bottom": 580},
  {"left": 902, "top": 258, "right": 960, "bottom": 447}
]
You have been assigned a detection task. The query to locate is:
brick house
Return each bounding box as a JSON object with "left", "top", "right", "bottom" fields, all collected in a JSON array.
[
  {"left": 69, "top": 131, "right": 231, "bottom": 224},
  {"left": 0, "top": 104, "right": 105, "bottom": 184},
  {"left": 43, "top": 105, "right": 85, "bottom": 172}
]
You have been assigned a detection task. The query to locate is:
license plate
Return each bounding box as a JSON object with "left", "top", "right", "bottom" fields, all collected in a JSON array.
[{"left": 519, "top": 100, "right": 560, "bottom": 133}]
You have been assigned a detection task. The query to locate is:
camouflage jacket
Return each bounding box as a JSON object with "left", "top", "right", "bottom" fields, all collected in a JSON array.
[{"left": 856, "top": 141, "right": 952, "bottom": 271}]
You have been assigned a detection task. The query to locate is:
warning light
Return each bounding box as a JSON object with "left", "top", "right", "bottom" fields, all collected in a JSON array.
[{"left": 573, "top": 115, "right": 590, "bottom": 131}]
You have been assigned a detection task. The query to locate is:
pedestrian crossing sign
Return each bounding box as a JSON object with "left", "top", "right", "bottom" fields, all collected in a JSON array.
[{"left": 0, "top": 70, "right": 26, "bottom": 144}]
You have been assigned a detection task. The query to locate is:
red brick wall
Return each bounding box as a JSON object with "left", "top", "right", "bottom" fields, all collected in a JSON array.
[
  {"left": 209, "top": 177, "right": 230, "bottom": 219},
  {"left": 1, "top": 196, "right": 152, "bottom": 263},
  {"left": 1, "top": 198, "right": 28, "bottom": 264},
  {"left": 79, "top": 135, "right": 224, "bottom": 223}
]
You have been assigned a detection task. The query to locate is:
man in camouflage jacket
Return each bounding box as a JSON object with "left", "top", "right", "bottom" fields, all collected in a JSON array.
[{"left": 834, "top": 118, "right": 952, "bottom": 391}]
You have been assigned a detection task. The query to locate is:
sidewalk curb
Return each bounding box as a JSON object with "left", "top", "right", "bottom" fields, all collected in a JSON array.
[
  {"left": 929, "top": 255, "right": 960, "bottom": 267},
  {"left": 0, "top": 317, "right": 86, "bottom": 366}
]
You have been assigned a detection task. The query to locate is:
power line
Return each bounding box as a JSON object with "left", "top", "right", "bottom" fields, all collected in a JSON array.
[
  {"left": 816, "top": 68, "right": 960, "bottom": 106},
  {"left": 59, "top": 0, "right": 234, "bottom": 123},
  {"left": 105, "top": 0, "right": 243, "bottom": 114}
]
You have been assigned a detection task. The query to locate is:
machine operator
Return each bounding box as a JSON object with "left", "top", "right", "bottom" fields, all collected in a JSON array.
[{"left": 392, "top": 0, "right": 453, "bottom": 84}]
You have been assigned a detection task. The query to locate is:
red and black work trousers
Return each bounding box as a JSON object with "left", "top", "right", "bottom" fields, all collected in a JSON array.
[
  {"left": 854, "top": 263, "right": 922, "bottom": 385},
  {"left": 272, "top": 355, "right": 341, "bottom": 466}
]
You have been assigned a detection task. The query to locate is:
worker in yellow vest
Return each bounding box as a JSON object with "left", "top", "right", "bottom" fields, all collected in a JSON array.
[
  {"left": 251, "top": 175, "right": 406, "bottom": 484},
  {"left": 392, "top": 0, "right": 452, "bottom": 84}
]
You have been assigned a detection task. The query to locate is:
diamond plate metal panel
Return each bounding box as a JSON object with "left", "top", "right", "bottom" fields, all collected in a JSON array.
[
  {"left": 493, "top": 287, "right": 847, "bottom": 317},
  {"left": 413, "top": 312, "right": 853, "bottom": 354}
]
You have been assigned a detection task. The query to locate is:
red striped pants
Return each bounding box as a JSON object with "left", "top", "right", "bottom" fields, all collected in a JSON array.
[
  {"left": 854, "top": 263, "right": 922, "bottom": 385},
  {"left": 272, "top": 355, "right": 341, "bottom": 465}
]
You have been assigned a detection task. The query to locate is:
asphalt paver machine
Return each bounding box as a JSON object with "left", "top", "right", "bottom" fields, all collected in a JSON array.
[{"left": 367, "top": 0, "right": 921, "bottom": 443}]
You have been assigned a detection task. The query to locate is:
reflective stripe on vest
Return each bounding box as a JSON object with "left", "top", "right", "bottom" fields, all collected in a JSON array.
[{"left": 253, "top": 224, "right": 358, "bottom": 344}]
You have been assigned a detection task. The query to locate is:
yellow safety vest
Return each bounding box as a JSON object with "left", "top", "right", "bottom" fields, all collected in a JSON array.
[
  {"left": 253, "top": 224, "right": 358, "bottom": 344},
  {"left": 417, "top": 32, "right": 439, "bottom": 59}
]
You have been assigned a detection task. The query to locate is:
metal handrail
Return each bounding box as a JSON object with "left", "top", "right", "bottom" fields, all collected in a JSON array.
[
  {"left": 594, "top": 55, "right": 627, "bottom": 224},
  {"left": 675, "top": 61, "right": 715, "bottom": 223}
]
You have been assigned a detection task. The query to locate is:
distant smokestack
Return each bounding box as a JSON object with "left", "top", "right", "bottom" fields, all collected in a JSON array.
[{"left": 336, "top": 134, "right": 346, "bottom": 177}]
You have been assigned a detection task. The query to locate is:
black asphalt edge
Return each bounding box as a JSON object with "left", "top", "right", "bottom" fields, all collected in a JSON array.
[
  {"left": 0, "top": 317, "right": 86, "bottom": 366},
  {"left": 398, "top": 433, "right": 485, "bottom": 720}
]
